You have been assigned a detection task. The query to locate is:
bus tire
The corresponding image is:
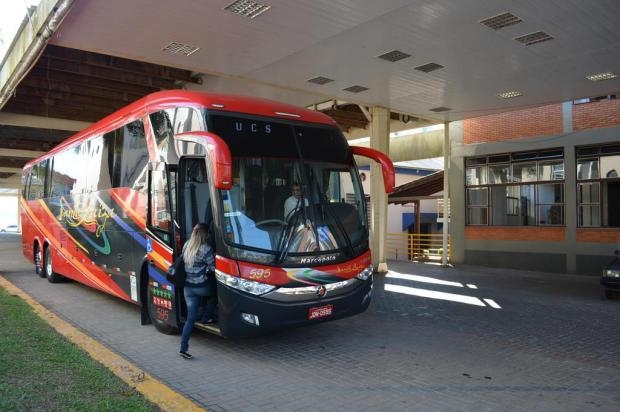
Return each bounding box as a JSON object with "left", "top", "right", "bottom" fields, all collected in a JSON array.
[
  {"left": 35, "top": 243, "right": 45, "bottom": 278},
  {"left": 147, "top": 281, "right": 179, "bottom": 335},
  {"left": 44, "top": 246, "right": 63, "bottom": 283}
]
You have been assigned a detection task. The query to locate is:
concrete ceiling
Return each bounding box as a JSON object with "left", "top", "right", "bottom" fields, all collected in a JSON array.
[
  {"left": 1, "top": 0, "right": 620, "bottom": 188},
  {"left": 51, "top": 0, "right": 620, "bottom": 119}
]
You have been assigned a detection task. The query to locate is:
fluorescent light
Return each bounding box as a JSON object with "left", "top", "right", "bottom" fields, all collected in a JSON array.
[
  {"left": 585, "top": 72, "right": 617, "bottom": 82},
  {"left": 498, "top": 90, "right": 523, "bottom": 99},
  {"left": 348, "top": 137, "right": 370, "bottom": 145},
  {"left": 224, "top": 0, "right": 271, "bottom": 19},
  {"left": 348, "top": 124, "right": 443, "bottom": 145}
]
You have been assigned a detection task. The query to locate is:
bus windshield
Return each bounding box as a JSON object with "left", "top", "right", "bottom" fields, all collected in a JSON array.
[{"left": 207, "top": 112, "right": 367, "bottom": 256}]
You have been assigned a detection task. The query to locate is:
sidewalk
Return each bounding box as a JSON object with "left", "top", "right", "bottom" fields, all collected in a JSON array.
[{"left": 1, "top": 234, "right": 619, "bottom": 411}]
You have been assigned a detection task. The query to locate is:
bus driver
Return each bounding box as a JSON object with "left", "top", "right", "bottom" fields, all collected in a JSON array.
[{"left": 284, "top": 183, "right": 308, "bottom": 220}]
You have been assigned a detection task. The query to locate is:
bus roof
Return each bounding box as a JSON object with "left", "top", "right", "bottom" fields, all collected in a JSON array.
[{"left": 24, "top": 90, "right": 339, "bottom": 170}]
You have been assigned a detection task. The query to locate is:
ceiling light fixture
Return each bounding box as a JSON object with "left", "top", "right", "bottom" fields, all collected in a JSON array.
[
  {"left": 586, "top": 72, "right": 618, "bottom": 82},
  {"left": 498, "top": 90, "right": 523, "bottom": 99},
  {"left": 377, "top": 50, "right": 411, "bottom": 62},
  {"left": 480, "top": 12, "right": 523, "bottom": 30},
  {"left": 429, "top": 106, "right": 451, "bottom": 112},
  {"left": 307, "top": 76, "right": 334, "bottom": 85},
  {"left": 414, "top": 62, "right": 444, "bottom": 73},
  {"left": 514, "top": 31, "right": 553, "bottom": 46},
  {"left": 224, "top": 0, "right": 271, "bottom": 19},
  {"left": 161, "top": 42, "right": 200, "bottom": 56},
  {"left": 343, "top": 85, "right": 369, "bottom": 93}
]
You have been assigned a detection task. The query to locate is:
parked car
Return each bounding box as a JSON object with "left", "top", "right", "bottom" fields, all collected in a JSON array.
[
  {"left": 601, "top": 250, "right": 620, "bottom": 299},
  {"left": 0, "top": 224, "right": 19, "bottom": 233}
]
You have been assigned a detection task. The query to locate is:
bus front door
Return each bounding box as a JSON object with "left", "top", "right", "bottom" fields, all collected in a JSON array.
[{"left": 145, "top": 162, "right": 180, "bottom": 334}]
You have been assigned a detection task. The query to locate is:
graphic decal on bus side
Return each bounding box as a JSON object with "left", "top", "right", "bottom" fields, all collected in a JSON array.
[
  {"left": 57, "top": 196, "right": 114, "bottom": 255},
  {"left": 236, "top": 251, "right": 372, "bottom": 287},
  {"left": 23, "top": 190, "right": 172, "bottom": 303},
  {"left": 20, "top": 198, "right": 131, "bottom": 301}
]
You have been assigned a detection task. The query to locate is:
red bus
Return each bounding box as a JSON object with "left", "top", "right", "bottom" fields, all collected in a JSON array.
[{"left": 20, "top": 90, "right": 394, "bottom": 337}]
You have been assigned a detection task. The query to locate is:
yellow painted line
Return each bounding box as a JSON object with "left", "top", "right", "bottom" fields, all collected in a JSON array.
[{"left": 0, "top": 275, "right": 205, "bottom": 412}]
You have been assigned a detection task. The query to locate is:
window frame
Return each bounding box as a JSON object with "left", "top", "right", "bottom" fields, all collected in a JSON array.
[{"left": 465, "top": 149, "right": 565, "bottom": 227}]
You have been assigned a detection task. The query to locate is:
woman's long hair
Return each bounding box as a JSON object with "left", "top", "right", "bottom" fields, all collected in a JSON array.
[{"left": 183, "top": 223, "right": 209, "bottom": 267}]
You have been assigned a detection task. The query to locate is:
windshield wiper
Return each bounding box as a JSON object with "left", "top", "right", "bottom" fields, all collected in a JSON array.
[
  {"left": 275, "top": 201, "right": 304, "bottom": 264},
  {"left": 318, "top": 191, "right": 354, "bottom": 256},
  {"left": 305, "top": 169, "right": 354, "bottom": 256}
]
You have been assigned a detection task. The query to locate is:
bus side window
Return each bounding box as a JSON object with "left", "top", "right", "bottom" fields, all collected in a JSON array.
[
  {"left": 149, "top": 109, "right": 178, "bottom": 163},
  {"left": 173, "top": 107, "right": 204, "bottom": 134},
  {"left": 182, "top": 159, "right": 210, "bottom": 241},
  {"left": 149, "top": 168, "right": 173, "bottom": 245},
  {"left": 29, "top": 160, "right": 48, "bottom": 199}
]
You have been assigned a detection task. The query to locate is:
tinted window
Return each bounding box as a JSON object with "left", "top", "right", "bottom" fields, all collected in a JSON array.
[
  {"left": 28, "top": 160, "right": 48, "bottom": 200},
  {"left": 150, "top": 109, "right": 178, "bottom": 163},
  {"left": 174, "top": 107, "right": 203, "bottom": 134},
  {"left": 207, "top": 113, "right": 348, "bottom": 162},
  {"left": 51, "top": 145, "right": 83, "bottom": 196},
  {"left": 119, "top": 120, "right": 148, "bottom": 190},
  {"left": 208, "top": 114, "right": 298, "bottom": 157}
]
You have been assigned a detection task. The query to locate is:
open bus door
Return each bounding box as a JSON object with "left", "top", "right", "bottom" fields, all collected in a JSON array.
[
  {"left": 172, "top": 132, "right": 232, "bottom": 335},
  {"left": 176, "top": 155, "right": 224, "bottom": 335},
  {"left": 145, "top": 162, "right": 181, "bottom": 334}
]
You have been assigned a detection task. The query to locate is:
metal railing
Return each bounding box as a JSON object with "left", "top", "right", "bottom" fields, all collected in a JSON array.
[{"left": 386, "top": 233, "right": 451, "bottom": 262}]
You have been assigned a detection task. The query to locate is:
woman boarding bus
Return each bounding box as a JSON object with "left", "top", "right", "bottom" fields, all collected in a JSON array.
[{"left": 20, "top": 90, "right": 394, "bottom": 338}]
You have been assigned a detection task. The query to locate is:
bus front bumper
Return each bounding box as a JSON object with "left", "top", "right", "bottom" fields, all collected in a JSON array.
[{"left": 216, "top": 277, "right": 372, "bottom": 338}]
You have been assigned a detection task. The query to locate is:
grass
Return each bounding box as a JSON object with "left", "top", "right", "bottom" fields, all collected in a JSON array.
[{"left": 0, "top": 287, "right": 161, "bottom": 412}]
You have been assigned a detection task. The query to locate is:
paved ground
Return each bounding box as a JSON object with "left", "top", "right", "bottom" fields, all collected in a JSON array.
[{"left": 1, "top": 233, "right": 619, "bottom": 412}]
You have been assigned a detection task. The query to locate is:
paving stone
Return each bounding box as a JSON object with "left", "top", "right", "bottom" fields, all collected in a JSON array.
[{"left": 1, "top": 236, "right": 619, "bottom": 411}]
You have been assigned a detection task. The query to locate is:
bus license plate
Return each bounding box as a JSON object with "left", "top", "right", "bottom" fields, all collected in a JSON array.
[{"left": 308, "top": 304, "right": 333, "bottom": 320}]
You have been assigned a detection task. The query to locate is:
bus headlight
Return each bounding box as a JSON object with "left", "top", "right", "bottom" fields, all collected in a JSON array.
[
  {"left": 215, "top": 271, "right": 276, "bottom": 295},
  {"left": 355, "top": 265, "right": 373, "bottom": 281},
  {"left": 603, "top": 269, "right": 620, "bottom": 278}
]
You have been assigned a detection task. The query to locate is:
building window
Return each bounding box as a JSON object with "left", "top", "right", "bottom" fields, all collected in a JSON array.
[
  {"left": 576, "top": 144, "right": 620, "bottom": 227},
  {"left": 465, "top": 149, "right": 565, "bottom": 226}
]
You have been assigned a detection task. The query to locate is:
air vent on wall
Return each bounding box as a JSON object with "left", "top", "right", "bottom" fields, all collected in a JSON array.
[
  {"left": 429, "top": 106, "right": 451, "bottom": 112},
  {"left": 479, "top": 12, "right": 523, "bottom": 30},
  {"left": 162, "top": 42, "right": 200, "bottom": 56},
  {"left": 343, "top": 85, "right": 369, "bottom": 93},
  {"left": 224, "top": 0, "right": 271, "bottom": 19},
  {"left": 514, "top": 31, "right": 553, "bottom": 46},
  {"left": 307, "top": 76, "right": 334, "bottom": 85},
  {"left": 377, "top": 50, "right": 411, "bottom": 62},
  {"left": 415, "top": 62, "right": 444, "bottom": 73}
]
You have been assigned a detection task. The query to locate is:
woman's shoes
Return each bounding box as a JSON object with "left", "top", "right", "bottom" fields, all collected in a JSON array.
[{"left": 179, "top": 351, "right": 193, "bottom": 359}]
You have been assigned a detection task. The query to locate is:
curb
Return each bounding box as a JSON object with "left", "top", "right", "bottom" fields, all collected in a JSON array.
[{"left": 0, "top": 274, "right": 205, "bottom": 412}]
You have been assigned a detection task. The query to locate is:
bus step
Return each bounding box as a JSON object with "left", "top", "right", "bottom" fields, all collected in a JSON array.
[{"left": 195, "top": 321, "right": 222, "bottom": 336}]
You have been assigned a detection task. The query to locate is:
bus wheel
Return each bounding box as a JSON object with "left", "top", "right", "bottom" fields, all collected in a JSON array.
[
  {"left": 147, "top": 283, "right": 179, "bottom": 335},
  {"left": 35, "top": 244, "right": 45, "bottom": 278},
  {"left": 44, "top": 247, "right": 63, "bottom": 283}
]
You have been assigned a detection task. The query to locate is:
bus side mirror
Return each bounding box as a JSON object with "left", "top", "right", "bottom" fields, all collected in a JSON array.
[
  {"left": 350, "top": 146, "right": 395, "bottom": 193},
  {"left": 175, "top": 132, "right": 233, "bottom": 190}
]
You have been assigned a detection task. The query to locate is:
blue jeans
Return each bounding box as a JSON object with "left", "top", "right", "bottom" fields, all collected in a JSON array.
[{"left": 180, "top": 286, "right": 209, "bottom": 353}]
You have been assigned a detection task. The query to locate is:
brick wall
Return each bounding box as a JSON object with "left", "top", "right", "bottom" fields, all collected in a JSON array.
[
  {"left": 573, "top": 98, "right": 620, "bottom": 131},
  {"left": 576, "top": 228, "right": 620, "bottom": 244},
  {"left": 465, "top": 226, "right": 565, "bottom": 242},
  {"left": 463, "top": 104, "right": 563, "bottom": 144}
]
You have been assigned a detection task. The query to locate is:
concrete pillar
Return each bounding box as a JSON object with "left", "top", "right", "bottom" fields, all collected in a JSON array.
[
  {"left": 370, "top": 106, "right": 390, "bottom": 272},
  {"left": 442, "top": 121, "right": 450, "bottom": 267},
  {"left": 448, "top": 121, "right": 465, "bottom": 263},
  {"left": 562, "top": 102, "right": 576, "bottom": 273}
]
